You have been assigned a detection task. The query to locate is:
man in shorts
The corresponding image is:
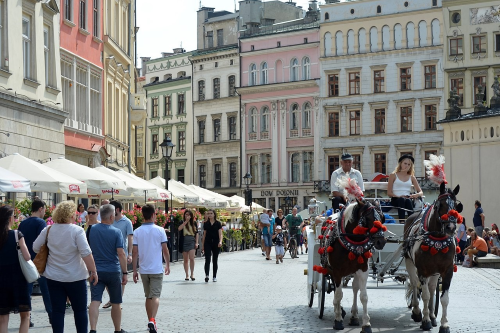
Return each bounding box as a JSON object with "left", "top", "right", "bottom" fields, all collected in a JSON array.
[
  {"left": 132, "top": 204, "right": 170, "bottom": 333},
  {"left": 88, "top": 204, "right": 128, "bottom": 333}
]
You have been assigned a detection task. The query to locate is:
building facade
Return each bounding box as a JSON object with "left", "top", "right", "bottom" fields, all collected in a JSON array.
[
  {"left": 144, "top": 50, "right": 193, "bottom": 184},
  {"left": 239, "top": 8, "right": 321, "bottom": 213},
  {"left": 59, "top": 0, "right": 106, "bottom": 167},
  {"left": 0, "top": 0, "right": 66, "bottom": 161},
  {"left": 316, "top": 0, "right": 445, "bottom": 202}
]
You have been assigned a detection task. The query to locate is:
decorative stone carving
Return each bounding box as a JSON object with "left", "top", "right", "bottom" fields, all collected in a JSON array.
[
  {"left": 452, "top": 30, "right": 458, "bottom": 37},
  {"left": 474, "top": 84, "right": 487, "bottom": 115},
  {"left": 314, "top": 97, "right": 319, "bottom": 107},
  {"left": 445, "top": 88, "right": 461, "bottom": 120},
  {"left": 280, "top": 101, "right": 285, "bottom": 109},
  {"left": 476, "top": 27, "right": 482, "bottom": 35},
  {"left": 271, "top": 101, "right": 276, "bottom": 110},
  {"left": 490, "top": 77, "right": 500, "bottom": 109}
]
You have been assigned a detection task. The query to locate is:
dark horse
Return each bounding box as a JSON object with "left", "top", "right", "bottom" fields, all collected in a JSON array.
[
  {"left": 403, "top": 182, "right": 462, "bottom": 333},
  {"left": 316, "top": 199, "right": 387, "bottom": 333}
]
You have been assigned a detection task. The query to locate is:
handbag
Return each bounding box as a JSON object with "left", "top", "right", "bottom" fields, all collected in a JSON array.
[
  {"left": 33, "top": 226, "right": 51, "bottom": 273},
  {"left": 15, "top": 230, "right": 40, "bottom": 283}
]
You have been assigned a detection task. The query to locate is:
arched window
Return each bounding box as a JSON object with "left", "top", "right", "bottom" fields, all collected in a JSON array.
[
  {"left": 303, "top": 102, "right": 311, "bottom": 129},
  {"left": 377, "top": 5, "right": 381, "bottom": 14},
  {"left": 382, "top": 25, "right": 390, "bottom": 50},
  {"left": 358, "top": 28, "right": 366, "bottom": 53},
  {"left": 325, "top": 12, "right": 329, "bottom": 21},
  {"left": 291, "top": 153, "right": 300, "bottom": 182},
  {"left": 198, "top": 80, "right": 205, "bottom": 101},
  {"left": 261, "top": 154, "right": 271, "bottom": 183},
  {"left": 406, "top": 22, "right": 415, "bottom": 48},
  {"left": 370, "top": 27, "right": 378, "bottom": 52},
  {"left": 324, "top": 32, "right": 332, "bottom": 57},
  {"left": 290, "top": 58, "right": 299, "bottom": 81},
  {"left": 291, "top": 103, "right": 299, "bottom": 130},
  {"left": 249, "top": 64, "right": 257, "bottom": 86},
  {"left": 249, "top": 156, "right": 258, "bottom": 184},
  {"left": 347, "top": 30, "right": 355, "bottom": 54},
  {"left": 335, "top": 31, "right": 344, "bottom": 55},
  {"left": 164, "top": 74, "right": 172, "bottom": 80},
  {"left": 419, "top": 21, "right": 428, "bottom": 46},
  {"left": 303, "top": 152, "right": 314, "bottom": 182},
  {"left": 302, "top": 57, "right": 310, "bottom": 80},
  {"left": 261, "top": 62, "right": 268, "bottom": 84},
  {"left": 177, "top": 71, "right": 186, "bottom": 78},
  {"left": 394, "top": 24, "right": 403, "bottom": 49},
  {"left": 249, "top": 107, "right": 257, "bottom": 133},
  {"left": 261, "top": 106, "right": 269, "bottom": 132},
  {"left": 431, "top": 19, "right": 440, "bottom": 46}
]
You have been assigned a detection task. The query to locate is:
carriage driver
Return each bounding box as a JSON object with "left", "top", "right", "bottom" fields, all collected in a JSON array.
[{"left": 330, "top": 153, "right": 365, "bottom": 212}]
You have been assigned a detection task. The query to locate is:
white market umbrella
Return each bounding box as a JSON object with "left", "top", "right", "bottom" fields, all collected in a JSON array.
[
  {"left": 187, "top": 184, "right": 230, "bottom": 208},
  {"left": 230, "top": 195, "right": 267, "bottom": 213},
  {"left": 0, "top": 154, "right": 87, "bottom": 194},
  {"left": 45, "top": 157, "right": 127, "bottom": 196},
  {"left": 149, "top": 176, "right": 201, "bottom": 205},
  {"left": 0, "top": 166, "right": 31, "bottom": 192},
  {"left": 115, "top": 170, "right": 173, "bottom": 202}
]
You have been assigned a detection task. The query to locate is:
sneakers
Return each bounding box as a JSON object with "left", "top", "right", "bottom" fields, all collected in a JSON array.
[
  {"left": 205, "top": 276, "right": 209, "bottom": 283},
  {"left": 148, "top": 318, "right": 157, "bottom": 333},
  {"left": 213, "top": 277, "right": 217, "bottom": 282}
]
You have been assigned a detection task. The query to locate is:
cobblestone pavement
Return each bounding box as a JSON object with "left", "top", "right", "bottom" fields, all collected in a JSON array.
[{"left": 9, "top": 248, "right": 500, "bottom": 332}]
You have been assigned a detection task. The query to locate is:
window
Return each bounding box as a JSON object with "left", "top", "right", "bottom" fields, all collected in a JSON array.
[
  {"left": 0, "top": 1, "right": 4, "bottom": 70},
  {"left": 374, "top": 70, "right": 384, "bottom": 93},
  {"left": 176, "top": 169, "right": 185, "bottom": 183},
  {"left": 291, "top": 153, "right": 300, "bottom": 182},
  {"left": 302, "top": 57, "right": 310, "bottom": 80},
  {"left": 177, "top": 93, "right": 185, "bottom": 114},
  {"left": 213, "top": 119, "right": 220, "bottom": 142},
  {"left": 425, "top": 65, "right": 436, "bottom": 89},
  {"left": 425, "top": 105, "right": 437, "bottom": 130},
  {"left": 137, "top": 140, "right": 143, "bottom": 157},
  {"left": 303, "top": 103, "right": 311, "bottom": 129},
  {"left": 290, "top": 58, "right": 299, "bottom": 81},
  {"left": 152, "top": 134, "right": 158, "bottom": 154},
  {"left": 214, "top": 164, "right": 221, "bottom": 187},
  {"left": 75, "top": 66, "right": 88, "bottom": 126},
  {"left": 374, "top": 153, "right": 386, "bottom": 174},
  {"left": 261, "top": 62, "right": 268, "bottom": 84},
  {"left": 178, "top": 131, "right": 186, "bottom": 151},
  {"left": 213, "top": 78, "right": 220, "bottom": 99},
  {"left": 401, "top": 106, "right": 412, "bottom": 132},
  {"left": 65, "top": 0, "right": 72, "bottom": 21},
  {"left": 229, "top": 162, "right": 237, "bottom": 187},
  {"left": 375, "top": 109, "right": 385, "bottom": 134},
  {"left": 230, "top": 59, "right": 234, "bottom": 65},
  {"left": 432, "top": 0, "right": 437, "bottom": 6},
  {"left": 261, "top": 154, "right": 271, "bottom": 184},
  {"left": 473, "top": 76, "right": 486, "bottom": 104},
  {"left": 277, "top": 41, "right": 281, "bottom": 47},
  {"left": 349, "top": 72, "right": 360, "bottom": 95},
  {"left": 43, "top": 27, "right": 50, "bottom": 85},
  {"left": 151, "top": 97, "right": 159, "bottom": 118},
  {"left": 150, "top": 171, "right": 158, "bottom": 179},
  {"left": 228, "top": 75, "right": 236, "bottom": 96},
  {"left": 93, "top": 0, "right": 99, "bottom": 37},
  {"left": 198, "top": 81, "right": 205, "bottom": 101},
  {"left": 261, "top": 106, "right": 269, "bottom": 132},
  {"left": 251, "top": 45, "right": 255, "bottom": 50},
  {"left": 472, "top": 35, "right": 486, "bottom": 53},
  {"left": 249, "top": 108, "right": 257, "bottom": 133},
  {"left": 449, "top": 38, "right": 463, "bottom": 55},
  {"left": 291, "top": 104, "right": 299, "bottom": 130},
  {"left": 249, "top": 64, "right": 257, "bottom": 86},
  {"left": 207, "top": 31, "right": 213, "bottom": 48},
  {"left": 328, "top": 112, "right": 339, "bottom": 137},
  {"left": 350, "top": 111, "right": 360, "bottom": 135},
  {"left": 304, "top": 38, "right": 308, "bottom": 43},
  {"left": 229, "top": 116, "right": 236, "bottom": 140},
  {"left": 377, "top": 5, "right": 381, "bottom": 13},
  {"left": 79, "top": 0, "right": 86, "bottom": 30},
  {"left": 61, "top": 59, "right": 74, "bottom": 117},
  {"left": 328, "top": 74, "right": 339, "bottom": 96},
  {"left": 495, "top": 34, "right": 500, "bottom": 52},
  {"left": 250, "top": 156, "right": 258, "bottom": 184},
  {"left": 89, "top": 72, "right": 101, "bottom": 132},
  {"left": 217, "top": 29, "right": 223, "bottom": 47},
  {"left": 400, "top": 68, "right": 411, "bottom": 91},
  {"left": 352, "top": 154, "right": 361, "bottom": 172},
  {"left": 177, "top": 71, "right": 186, "bottom": 78},
  {"left": 214, "top": 62, "right": 218, "bottom": 68},
  {"left": 425, "top": 150, "right": 438, "bottom": 161},
  {"left": 303, "top": 152, "right": 313, "bottom": 182},
  {"left": 198, "top": 120, "right": 205, "bottom": 143},
  {"left": 164, "top": 95, "right": 171, "bottom": 116},
  {"left": 450, "top": 78, "right": 463, "bottom": 106},
  {"left": 328, "top": 156, "right": 339, "bottom": 177},
  {"left": 325, "top": 12, "right": 329, "bottom": 20},
  {"left": 199, "top": 64, "right": 203, "bottom": 70},
  {"left": 22, "top": 15, "right": 31, "bottom": 79},
  {"left": 199, "top": 165, "right": 206, "bottom": 188}
]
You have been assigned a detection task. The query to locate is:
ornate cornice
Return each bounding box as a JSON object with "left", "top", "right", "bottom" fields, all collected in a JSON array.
[{"left": 236, "top": 79, "right": 318, "bottom": 95}]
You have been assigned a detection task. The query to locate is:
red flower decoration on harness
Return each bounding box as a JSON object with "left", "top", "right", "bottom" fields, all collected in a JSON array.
[
  {"left": 353, "top": 225, "right": 369, "bottom": 235},
  {"left": 430, "top": 247, "right": 438, "bottom": 255},
  {"left": 381, "top": 225, "right": 387, "bottom": 232},
  {"left": 373, "top": 220, "right": 383, "bottom": 228},
  {"left": 321, "top": 226, "right": 327, "bottom": 231},
  {"left": 357, "top": 256, "right": 365, "bottom": 264},
  {"left": 318, "top": 235, "right": 324, "bottom": 240},
  {"left": 370, "top": 227, "right": 378, "bottom": 234},
  {"left": 421, "top": 244, "right": 430, "bottom": 251},
  {"left": 326, "top": 235, "right": 330, "bottom": 239},
  {"left": 449, "top": 210, "right": 459, "bottom": 218},
  {"left": 364, "top": 251, "right": 373, "bottom": 259},
  {"left": 327, "top": 246, "right": 334, "bottom": 253},
  {"left": 453, "top": 265, "right": 458, "bottom": 273},
  {"left": 348, "top": 252, "right": 356, "bottom": 261},
  {"left": 457, "top": 215, "right": 463, "bottom": 224},
  {"left": 441, "top": 246, "right": 449, "bottom": 254},
  {"left": 318, "top": 247, "right": 325, "bottom": 255},
  {"left": 441, "top": 214, "right": 449, "bottom": 221},
  {"left": 456, "top": 246, "right": 461, "bottom": 254}
]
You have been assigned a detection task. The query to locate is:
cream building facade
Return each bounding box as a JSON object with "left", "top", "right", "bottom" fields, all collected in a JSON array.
[
  {"left": 317, "top": 0, "right": 445, "bottom": 199},
  {"left": 0, "top": 0, "right": 66, "bottom": 161},
  {"left": 144, "top": 51, "right": 193, "bottom": 184}
]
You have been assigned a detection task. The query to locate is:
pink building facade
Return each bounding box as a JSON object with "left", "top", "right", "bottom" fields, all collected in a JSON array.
[{"left": 238, "top": 19, "right": 320, "bottom": 213}]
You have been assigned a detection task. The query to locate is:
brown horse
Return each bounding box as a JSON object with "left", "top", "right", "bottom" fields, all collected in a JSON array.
[
  {"left": 317, "top": 199, "right": 386, "bottom": 333},
  {"left": 403, "top": 182, "right": 462, "bottom": 333}
]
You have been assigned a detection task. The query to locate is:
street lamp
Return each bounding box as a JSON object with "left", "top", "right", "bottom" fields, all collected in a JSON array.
[
  {"left": 160, "top": 137, "right": 175, "bottom": 217},
  {"left": 243, "top": 172, "right": 252, "bottom": 207}
]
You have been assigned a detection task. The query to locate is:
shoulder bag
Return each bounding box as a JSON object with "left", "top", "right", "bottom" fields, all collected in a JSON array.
[
  {"left": 15, "top": 230, "right": 40, "bottom": 283},
  {"left": 33, "top": 226, "right": 51, "bottom": 274}
]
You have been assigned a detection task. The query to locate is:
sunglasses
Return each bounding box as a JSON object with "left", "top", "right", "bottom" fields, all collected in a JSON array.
[{"left": 88, "top": 212, "right": 98, "bottom": 215}]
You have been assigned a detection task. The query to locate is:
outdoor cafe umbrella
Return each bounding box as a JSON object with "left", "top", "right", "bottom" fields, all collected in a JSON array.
[
  {"left": 115, "top": 170, "right": 174, "bottom": 203},
  {"left": 148, "top": 176, "right": 202, "bottom": 206},
  {"left": 0, "top": 153, "right": 87, "bottom": 194},
  {"left": 187, "top": 184, "right": 230, "bottom": 208},
  {"left": 0, "top": 166, "right": 31, "bottom": 193}
]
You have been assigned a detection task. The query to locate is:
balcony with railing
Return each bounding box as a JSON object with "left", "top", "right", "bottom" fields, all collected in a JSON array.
[
  {"left": 260, "top": 131, "right": 269, "bottom": 140},
  {"left": 249, "top": 132, "right": 257, "bottom": 140},
  {"left": 290, "top": 129, "right": 299, "bottom": 138}
]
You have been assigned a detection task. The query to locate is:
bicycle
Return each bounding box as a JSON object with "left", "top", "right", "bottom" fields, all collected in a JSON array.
[{"left": 288, "top": 227, "right": 300, "bottom": 259}]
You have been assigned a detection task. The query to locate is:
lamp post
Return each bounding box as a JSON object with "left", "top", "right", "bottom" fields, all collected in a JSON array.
[
  {"left": 243, "top": 172, "right": 252, "bottom": 208},
  {"left": 159, "top": 136, "right": 175, "bottom": 220}
]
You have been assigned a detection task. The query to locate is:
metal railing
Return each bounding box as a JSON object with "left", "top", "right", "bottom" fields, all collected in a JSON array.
[
  {"left": 240, "top": 21, "right": 320, "bottom": 38},
  {"left": 313, "top": 177, "right": 439, "bottom": 193}
]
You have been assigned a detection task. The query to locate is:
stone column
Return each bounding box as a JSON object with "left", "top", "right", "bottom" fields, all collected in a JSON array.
[
  {"left": 279, "top": 100, "right": 288, "bottom": 186},
  {"left": 271, "top": 101, "right": 279, "bottom": 185}
]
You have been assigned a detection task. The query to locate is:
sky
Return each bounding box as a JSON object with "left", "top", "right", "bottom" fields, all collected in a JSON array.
[{"left": 137, "top": 0, "right": 314, "bottom": 62}]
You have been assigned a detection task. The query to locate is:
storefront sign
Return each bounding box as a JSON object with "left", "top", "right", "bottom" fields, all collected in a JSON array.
[{"left": 260, "top": 190, "right": 299, "bottom": 197}]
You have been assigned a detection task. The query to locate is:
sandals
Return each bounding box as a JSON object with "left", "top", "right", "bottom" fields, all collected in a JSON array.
[
  {"left": 185, "top": 278, "right": 189, "bottom": 281},
  {"left": 190, "top": 276, "right": 195, "bottom": 281}
]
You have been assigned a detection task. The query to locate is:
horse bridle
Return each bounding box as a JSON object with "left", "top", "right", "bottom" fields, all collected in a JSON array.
[{"left": 433, "top": 193, "right": 459, "bottom": 234}]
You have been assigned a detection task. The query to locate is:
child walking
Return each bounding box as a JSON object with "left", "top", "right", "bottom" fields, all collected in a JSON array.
[{"left": 272, "top": 226, "right": 287, "bottom": 264}]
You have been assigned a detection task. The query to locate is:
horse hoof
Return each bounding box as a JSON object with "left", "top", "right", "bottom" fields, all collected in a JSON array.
[
  {"left": 349, "top": 317, "right": 359, "bottom": 326},
  {"left": 438, "top": 327, "right": 451, "bottom": 333},
  {"left": 341, "top": 307, "right": 346, "bottom": 319},
  {"left": 411, "top": 311, "right": 422, "bottom": 323},
  {"left": 334, "top": 320, "right": 344, "bottom": 330},
  {"left": 431, "top": 318, "right": 438, "bottom": 327},
  {"left": 420, "top": 320, "right": 432, "bottom": 331},
  {"left": 361, "top": 326, "right": 372, "bottom": 333}
]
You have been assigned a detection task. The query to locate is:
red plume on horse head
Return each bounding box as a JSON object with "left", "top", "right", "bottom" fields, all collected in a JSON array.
[
  {"left": 335, "top": 176, "right": 364, "bottom": 201},
  {"left": 423, "top": 154, "right": 447, "bottom": 186}
]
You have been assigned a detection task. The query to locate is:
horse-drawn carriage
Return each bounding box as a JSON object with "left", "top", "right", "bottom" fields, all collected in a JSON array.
[{"left": 304, "top": 155, "right": 463, "bottom": 333}]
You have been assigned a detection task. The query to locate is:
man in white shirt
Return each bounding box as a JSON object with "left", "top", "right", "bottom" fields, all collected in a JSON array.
[
  {"left": 132, "top": 204, "right": 170, "bottom": 333},
  {"left": 330, "top": 153, "right": 365, "bottom": 212}
]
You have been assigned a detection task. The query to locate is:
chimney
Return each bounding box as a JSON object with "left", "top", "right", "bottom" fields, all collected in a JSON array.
[
  {"left": 140, "top": 57, "right": 151, "bottom": 76},
  {"left": 161, "top": 52, "right": 173, "bottom": 57},
  {"left": 173, "top": 48, "right": 186, "bottom": 54}
]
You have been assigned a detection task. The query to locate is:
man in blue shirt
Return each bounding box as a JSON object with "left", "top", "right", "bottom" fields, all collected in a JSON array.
[
  {"left": 88, "top": 204, "right": 128, "bottom": 333},
  {"left": 473, "top": 200, "right": 485, "bottom": 237},
  {"left": 18, "top": 199, "right": 52, "bottom": 326}
]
